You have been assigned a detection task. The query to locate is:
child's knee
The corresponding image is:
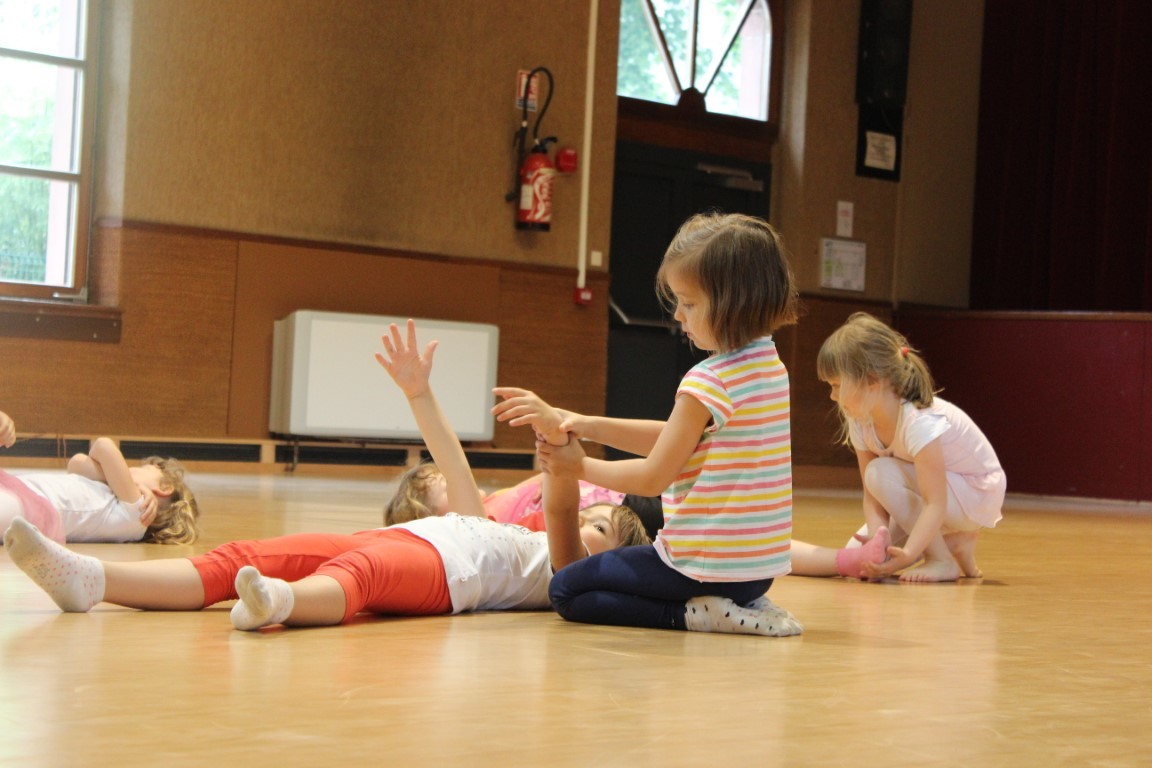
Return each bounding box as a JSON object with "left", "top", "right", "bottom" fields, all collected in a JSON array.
[
  {"left": 863, "top": 457, "right": 906, "bottom": 495},
  {"left": 548, "top": 570, "right": 576, "bottom": 617},
  {"left": 863, "top": 458, "right": 921, "bottom": 519}
]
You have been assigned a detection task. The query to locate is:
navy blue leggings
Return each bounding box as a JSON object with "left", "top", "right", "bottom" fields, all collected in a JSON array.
[{"left": 549, "top": 545, "right": 774, "bottom": 630}]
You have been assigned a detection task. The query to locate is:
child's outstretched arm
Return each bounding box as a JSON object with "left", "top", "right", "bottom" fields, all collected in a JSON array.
[
  {"left": 0, "top": 410, "right": 14, "bottom": 448},
  {"left": 539, "top": 446, "right": 588, "bottom": 570},
  {"left": 537, "top": 393, "right": 709, "bottom": 497},
  {"left": 375, "top": 320, "right": 484, "bottom": 518},
  {"left": 492, "top": 387, "right": 665, "bottom": 456}
]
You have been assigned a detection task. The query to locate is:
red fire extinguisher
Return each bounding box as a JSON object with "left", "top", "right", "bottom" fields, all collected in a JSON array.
[
  {"left": 508, "top": 66, "right": 556, "bottom": 231},
  {"left": 517, "top": 139, "right": 556, "bottom": 231}
]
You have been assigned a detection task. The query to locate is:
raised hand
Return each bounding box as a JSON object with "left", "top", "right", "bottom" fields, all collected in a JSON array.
[{"left": 375, "top": 319, "right": 438, "bottom": 399}]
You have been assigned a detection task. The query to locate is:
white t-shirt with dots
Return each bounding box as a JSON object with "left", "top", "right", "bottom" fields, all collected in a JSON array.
[{"left": 396, "top": 513, "right": 552, "bottom": 613}]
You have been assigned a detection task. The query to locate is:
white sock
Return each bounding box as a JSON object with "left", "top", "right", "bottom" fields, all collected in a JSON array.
[
  {"left": 231, "top": 565, "right": 295, "bottom": 631},
  {"left": 744, "top": 595, "right": 798, "bottom": 620},
  {"left": 684, "top": 595, "right": 803, "bottom": 637},
  {"left": 3, "top": 517, "right": 105, "bottom": 612},
  {"left": 742, "top": 595, "right": 804, "bottom": 635}
]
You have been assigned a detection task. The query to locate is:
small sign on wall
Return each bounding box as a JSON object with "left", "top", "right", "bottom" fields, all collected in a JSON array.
[
  {"left": 856, "top": 104, "right": 902, "bottom": 181},
  {"left": 516, "top": 70, "right": 540, "bottom": 111},
  {"left": 820, "top": 238, "right": 867, "bottom": 292}
]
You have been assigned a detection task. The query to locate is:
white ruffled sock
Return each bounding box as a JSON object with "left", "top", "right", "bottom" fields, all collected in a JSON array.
[
  {"left": 684, "top": 595, "right": 803, "bottom": 637},
  {"left": 4, "top": 517, "right": 105, "bottom": 612},
  {"left": 230, "top": 565, "right": 295, "bottom": 631}
]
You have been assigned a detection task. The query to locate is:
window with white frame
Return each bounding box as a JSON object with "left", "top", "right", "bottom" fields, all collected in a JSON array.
[
  {"left": 0, "top": 0, "right": 95, "bottom": 301},
  {"left": 618, "top": 0, "right": 775, "bottom": 121}
]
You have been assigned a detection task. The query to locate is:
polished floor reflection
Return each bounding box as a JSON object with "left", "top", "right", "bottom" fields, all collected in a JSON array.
[{"left": 1, "top": 468, "right": 1149, "bottom": 766}]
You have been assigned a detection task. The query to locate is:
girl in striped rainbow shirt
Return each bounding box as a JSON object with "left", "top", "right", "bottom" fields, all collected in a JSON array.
[{"left": 494, "top": 212, "right": 803, "bottom": 637}]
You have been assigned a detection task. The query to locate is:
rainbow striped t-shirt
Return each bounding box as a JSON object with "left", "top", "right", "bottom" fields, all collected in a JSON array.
[{"left": 655, "top": 336, "right": 793, "bottom": 581}]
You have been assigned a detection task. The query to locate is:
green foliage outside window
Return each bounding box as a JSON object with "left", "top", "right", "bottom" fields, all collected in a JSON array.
[
  {"left": 0, "top": 106, "right": 52, "bottom": 284},
  {"left": 617, "top": 0, "right": 769, "bottom": 121}
]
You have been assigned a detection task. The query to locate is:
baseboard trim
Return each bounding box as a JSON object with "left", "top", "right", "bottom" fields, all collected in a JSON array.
[{"left": 2, "top": 435, "right": 535, "bottom": 473}]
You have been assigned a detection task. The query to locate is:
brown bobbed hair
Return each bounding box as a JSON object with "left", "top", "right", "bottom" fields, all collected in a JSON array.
[{"left": 656, "top": 212, "right": 799, "bottom": 352}]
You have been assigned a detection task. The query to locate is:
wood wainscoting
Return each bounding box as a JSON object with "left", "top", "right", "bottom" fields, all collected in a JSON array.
[{"left": 0, "top": 221, "right": 611, "bottom": 453}]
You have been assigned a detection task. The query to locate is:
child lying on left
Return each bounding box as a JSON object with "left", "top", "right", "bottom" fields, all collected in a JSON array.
[{"left": 0, "top": 412, "right": 200, "bottom": 544}]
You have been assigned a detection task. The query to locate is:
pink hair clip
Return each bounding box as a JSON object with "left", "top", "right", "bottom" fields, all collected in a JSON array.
[{"left": 899, "top": 346, "right": 910, "bottom": 358}]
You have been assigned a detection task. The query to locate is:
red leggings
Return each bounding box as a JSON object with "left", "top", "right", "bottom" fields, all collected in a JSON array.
[{"left": 189, "top": 529, "right": 452, "bottom": 623}]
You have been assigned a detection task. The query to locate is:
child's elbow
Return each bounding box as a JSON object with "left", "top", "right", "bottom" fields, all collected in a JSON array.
[
  {"left": 90, "top": 436, "right": 116, "bottom": 455},
  {"left": 633, "top": 477, "right": 670, "bottom": 497}
]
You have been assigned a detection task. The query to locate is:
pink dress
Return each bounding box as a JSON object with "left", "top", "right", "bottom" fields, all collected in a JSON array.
[
  {"left": 0, "top": 469, "right": 67, "bottom": 543},
  {"left": 483, "top": 474, "right": 624, "bottom": 530}
]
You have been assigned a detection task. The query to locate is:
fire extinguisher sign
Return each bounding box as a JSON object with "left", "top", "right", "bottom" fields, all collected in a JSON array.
[{"left": 515, "top": 70, "right": 539, "bottom": 112}]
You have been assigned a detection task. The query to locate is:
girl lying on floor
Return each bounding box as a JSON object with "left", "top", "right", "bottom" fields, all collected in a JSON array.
[{"left": 0, "top": 410, "right": 199, "bottom": 545}]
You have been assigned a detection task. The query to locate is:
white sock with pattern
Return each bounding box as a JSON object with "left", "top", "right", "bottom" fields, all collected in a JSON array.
[
  {"left": 684, "top": 595, "right": 803, "bottom": 637},
  {"left": 230, "top": 565, "right": 295, "bottom": 631},
  {"left": 4, "top": 517, "right": 104, "bottom": 612},
  {"left": 742, "top": 595, "right": 804, "bottom": 634}
]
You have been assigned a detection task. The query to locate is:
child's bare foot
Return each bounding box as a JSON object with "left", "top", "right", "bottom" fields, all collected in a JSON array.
[
  {"left": 944, "top": 531, "right": 983, "bottom": 578},
  {"left": 899, "top": 557, "right": 963, "bottom": 583}
]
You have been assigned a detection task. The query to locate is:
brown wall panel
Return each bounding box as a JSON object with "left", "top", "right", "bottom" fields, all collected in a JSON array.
[
  {"left": 227, "top": 239, "right": 610, "bottom": 447},
  {"left": 787, "top": 298, "right": 892, "bottom": 467},
  {"left": 897, "top": 310, "right": 1152, "bottom": 501},
  {"left": 1, "top": 226, "right": 235, "bottom": 437},
  {"left": 1144, "top": 328, "right": 1152, "bottom": 502},
  {"left": 493, "top": 270, "right": 610, "bottom": 451},
  {"left": 3, "top": 224, "right": 614, "bottom": 449},
  {"left": 229, "top": 241, "right": 502, "bottom": 438},
  {"left": 99, "top": 0, "right": 617, "bottom": 275}
]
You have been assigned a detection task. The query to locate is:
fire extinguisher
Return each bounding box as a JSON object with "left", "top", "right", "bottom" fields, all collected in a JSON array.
[
  {"left": 517, "top": 139, "right": 556, "bottom": 230},
  {"left": 508, "top": 67, "right": 556, "bottom": 231}
]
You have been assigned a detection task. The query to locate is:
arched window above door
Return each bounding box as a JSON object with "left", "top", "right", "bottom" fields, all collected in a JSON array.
[
  {"left": 618, "top": 0, "right": 777, "bottom": 121},
  {"left": 616, "top": 0, "right": 782, "bottom": 160}
]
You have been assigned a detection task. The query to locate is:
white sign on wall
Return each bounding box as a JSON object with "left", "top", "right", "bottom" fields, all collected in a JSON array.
[{"left": 820, "top": 238, "right": 867, "bottom": 292}]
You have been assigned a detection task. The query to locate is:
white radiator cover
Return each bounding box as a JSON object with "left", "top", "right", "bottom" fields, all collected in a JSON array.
[{"left": 269, "top": 310, "right": 499, "bottom": 441}]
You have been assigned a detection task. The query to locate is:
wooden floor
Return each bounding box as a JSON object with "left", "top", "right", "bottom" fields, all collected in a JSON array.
[{"left": 1, "top": 467, "right": 1150, "bottom": 767}]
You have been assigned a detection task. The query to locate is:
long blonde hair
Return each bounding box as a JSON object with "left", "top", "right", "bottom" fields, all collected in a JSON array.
[
  {"left": 383, "top": 461, "right": 443, "bottom": 526},
  {"left": 816, "top": 312, "right": 937, "bottom": 444},
  {"left": 140, "top": 456, "right": 201, "bottom": 544}
]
